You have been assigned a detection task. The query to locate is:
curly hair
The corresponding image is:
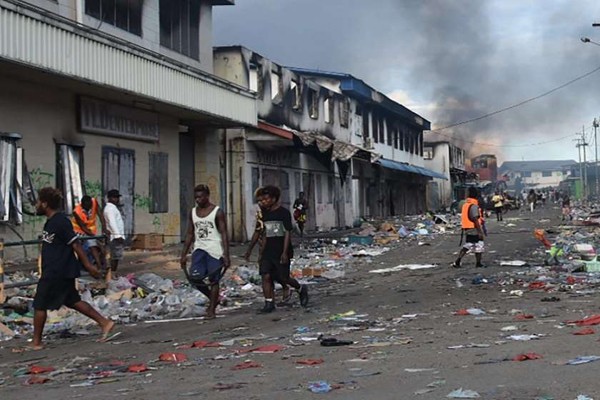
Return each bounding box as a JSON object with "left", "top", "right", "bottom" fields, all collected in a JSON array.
[
  {"left": 38, "top": 187, "right": 63, "bottom": 210},
  {"left": 259, "top": 185, "right": 281, "bottom": 202}
]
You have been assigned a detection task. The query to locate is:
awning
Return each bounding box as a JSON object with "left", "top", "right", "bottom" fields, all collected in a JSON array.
[
  {"left": 286, "top": 127, "right": 381, "bottom": 163},
  {"left": 378, "top": 158, "right": 448, "bottom": 180}
]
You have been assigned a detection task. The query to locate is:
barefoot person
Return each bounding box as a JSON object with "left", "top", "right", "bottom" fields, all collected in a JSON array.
[
  {"left": 181, "top": 184, "right": 230, "bottom": 319},
  {"left": 32, "top": 187, "right": 114, "bottom": 349}
]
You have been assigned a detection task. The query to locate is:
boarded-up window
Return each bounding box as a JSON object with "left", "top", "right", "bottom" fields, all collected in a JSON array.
[
  {"left": 56, "top": 144, "right": 85, "bottom": 215},
  {"left": 340, "top": 98, "right": 350, "bottom": 127},
  {"left": 149, "top": 152, "right": 168, "bottom": 213},
  {"left": 309, "top": 89, "right": 319, "bottom": 119}
]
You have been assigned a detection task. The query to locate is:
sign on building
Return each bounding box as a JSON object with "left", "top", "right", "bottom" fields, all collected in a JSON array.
[{"left": 79, "top": 97, "right": 159, "bottom": 142}]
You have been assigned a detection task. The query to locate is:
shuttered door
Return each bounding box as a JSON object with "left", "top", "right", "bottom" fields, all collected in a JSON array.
[{"left": 102, "top": 146, "right": 135, "bottom": 241}]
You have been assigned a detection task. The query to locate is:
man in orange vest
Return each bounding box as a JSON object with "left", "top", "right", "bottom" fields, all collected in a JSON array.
[
  {"left": 72, "top": 195, "right": 107, "bottom": 270},
  {"left": 451, "top": 187, "right": 487, "bottom": 268}
]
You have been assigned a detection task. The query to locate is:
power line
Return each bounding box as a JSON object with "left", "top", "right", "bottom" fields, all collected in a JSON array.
[{"left": 428, "top": 64, "right": 600, "bottom": 133}]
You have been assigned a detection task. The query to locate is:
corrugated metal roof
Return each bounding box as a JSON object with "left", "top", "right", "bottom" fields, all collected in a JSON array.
[
  {"left": 499, "top": 160, "right": 576, "bottom": 173},
  {"left": 0, "top": 3, "right": 257, "bottom": 126}
]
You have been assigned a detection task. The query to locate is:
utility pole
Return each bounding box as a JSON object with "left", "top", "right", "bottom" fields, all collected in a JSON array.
[
  {"left": 583, "top": 126, "right": 589, "bottom": 199},
  {"left": 594, "top": 118, "right": 599, "bottom": 198},
  {"left": 575, "top": 136, "right": 586, "bottom": 200}
]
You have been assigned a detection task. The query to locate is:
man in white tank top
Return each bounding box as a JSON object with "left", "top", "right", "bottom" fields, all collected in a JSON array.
[{"left": 180, "top": 184, "right": 230, "bottom": 319}]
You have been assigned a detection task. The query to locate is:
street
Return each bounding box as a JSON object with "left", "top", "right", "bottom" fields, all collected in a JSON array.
[{"left": 2, "top": 205, "right": 598, "bottom": 399}]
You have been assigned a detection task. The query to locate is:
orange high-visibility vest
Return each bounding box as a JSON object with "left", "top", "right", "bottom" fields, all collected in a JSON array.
[
  {"left": 72, "top": 198, "right": 99, "bottom": 235},
  {"left": 461, "top": 197, "right": 483, "bottom": 229}
]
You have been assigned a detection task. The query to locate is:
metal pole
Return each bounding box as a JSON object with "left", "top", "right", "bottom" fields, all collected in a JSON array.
[
  {"left": 0, "top": 238, "right": 4, "bottom": 304},
  {"left": 583, "top": 126, "right": 588, "bottom": 199},
  {"left": 595, "top": 118, "right": 599, "bottom": 198},
  {"left": 577, "top": 138, "right": 583, "bottom": 199}
]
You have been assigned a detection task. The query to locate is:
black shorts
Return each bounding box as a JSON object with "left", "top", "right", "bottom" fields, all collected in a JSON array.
[
  {"left": 259, "top": 258, "right": 291, "bottom": 282},
  {"left": 33, "top": 278, "right": 81, "bottom": 311}
]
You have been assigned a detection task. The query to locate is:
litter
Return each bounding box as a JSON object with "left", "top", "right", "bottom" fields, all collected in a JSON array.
[
  {"left": 454, "top": 308, "right": 486, "bottom": 316},
  {"left": 500, "top": 260, "right": 529, "bottom": 267},
  {"left": 296, "top": 359, "right": 324, "bottom": 365},
  {"left": 158, "top": 353, "right": 188, "bottom": 363},
  {"left": 369, "top": 264, "right": 437, "bottom": 273},
  {"left": 567, "top": 315, "right": 600, "bottom": 326},
  {"left": 320, "top": 337, "right": 354, "bottom": 346},
  {"left": 308, "top": 381, "right": 332, "bottom": 394},
  {"left": 567, "top": 356, "right": 600, "bottom": 365},
  {"left": 231, "top": 361, "right": 262, "bottom": 370},
  {"left": 513, "top": 353, "right": 542, "bottom": 361},
  {"left": 573, "top": 328, "right": 595, "bottom": 335},
  {"left": 241, "top": 345, "right": 285, "bottom": 354},
  {"left": 508, "top": 334, "right": 544, "bottom": 341},
  {"left": 447, "top": 388, "right": 481, "bottom": 398}
]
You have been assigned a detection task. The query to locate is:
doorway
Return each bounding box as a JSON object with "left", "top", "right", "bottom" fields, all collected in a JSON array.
[{"left": 102, "top": 146, "right": 135, "bottom": 241}]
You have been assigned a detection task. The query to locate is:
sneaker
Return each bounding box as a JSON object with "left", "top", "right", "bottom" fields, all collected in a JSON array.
[
  {"left": 257, "top": 301, "right": 276, "bottom": 314},
  {"left": 299, "top": 285, "right": 309, "bottom": 307}
]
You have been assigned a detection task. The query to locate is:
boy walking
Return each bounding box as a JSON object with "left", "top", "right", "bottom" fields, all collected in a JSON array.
[
  {"left": 250, "top": 186, "right": 308, "bottom": 313},
  {"left": 180, "top": 185, "right": 230, "bottom": 319},
  {"left": 31, "top": 187, "right": 114, "bottom": 349}
]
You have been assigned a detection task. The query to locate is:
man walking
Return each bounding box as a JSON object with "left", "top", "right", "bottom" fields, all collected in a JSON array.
[
  {"left": 249, "top": 185, "right": 308, "bottom": 313},
  {"left": 72, "top": 195, "right": 107, "bottom": 269},
  {"left": 103, "top": 189, "right": 125, "bottom": 281},
  {"left": 180, "top": 185, "right": 230, "bottom": 319},
  {"left": 451, "top": 187, "right": 487, "bottom": 269},
  {"left": 31, "top": 187, "right": 114, "bottom": 349},
  {"left": 293, "top": 191, "right": 309, "bottom": 237},
  {"left": 491, "top": 190, "right": 504, "bottom": 222}
]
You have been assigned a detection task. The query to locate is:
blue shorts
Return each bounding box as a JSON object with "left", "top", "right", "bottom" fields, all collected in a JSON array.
[{"left": 190, "top": 249, "right": 223, "bottom": 284}]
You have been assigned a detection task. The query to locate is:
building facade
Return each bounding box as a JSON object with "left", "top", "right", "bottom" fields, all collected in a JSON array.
[
  {"left": 214, "top": 46, "right": 441, "bottom": 241},
  {"left": 499, "top": 160, "right": 576, "bottom": 189},
  {"left": 0, "top": 0, "right": 256, "bottom": 255},
  {"left": 423, "top": 141, "right": 467, "bottom": 210}
]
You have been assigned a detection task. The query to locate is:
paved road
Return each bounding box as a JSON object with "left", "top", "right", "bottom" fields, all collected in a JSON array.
[{"left": 2, "top": 204, "right": 598, "bottom": 399}]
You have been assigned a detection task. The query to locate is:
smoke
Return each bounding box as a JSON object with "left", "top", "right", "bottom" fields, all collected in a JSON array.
[{"left": 214, "top": 0, "right": 600, "bottom": 162}]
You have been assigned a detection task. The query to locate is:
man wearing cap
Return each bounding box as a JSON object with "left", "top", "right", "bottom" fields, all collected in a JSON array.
[{"left": 103, "top": 189, "right": 125, "bottom": 281}]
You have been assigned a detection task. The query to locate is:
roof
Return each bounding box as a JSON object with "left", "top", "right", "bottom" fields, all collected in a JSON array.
[
  {"left": 288, "top": 67, "right": 431, "bottom": 130},
  {"left": 499, "top": 160, "right": 577, "bottom": 173},
  {"left": 378, "top": 158, "right": 448, "bottom": 180}
]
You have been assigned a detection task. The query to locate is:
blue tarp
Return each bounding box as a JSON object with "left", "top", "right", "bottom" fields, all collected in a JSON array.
[{"left": 378, "top": 158, "right": 448, "bottom": 180}]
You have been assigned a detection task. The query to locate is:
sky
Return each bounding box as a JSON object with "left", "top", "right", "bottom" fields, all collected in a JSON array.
[{"left": 213, "top": 1, "right": 600, "bottom": 164}]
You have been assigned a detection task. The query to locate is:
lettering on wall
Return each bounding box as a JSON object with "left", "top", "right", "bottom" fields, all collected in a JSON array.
[
  {"left": 79, "top": 96, "right": 159, "bottom": 142},
  {"left": 256, "top": 149, "right": 293, "bottom": 166}
]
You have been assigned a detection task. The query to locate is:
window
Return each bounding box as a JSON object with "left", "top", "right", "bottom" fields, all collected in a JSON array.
[
  {"left": 393, "top": 128, "right": 399, "bottom": 149},
  {"left": 355, "top": 104, "right": 363, "bottom": 116},
  {"left": 324, "top": 97, "right": 334, "bottom": 124},
  {"left": 160, "top": 0, "right": 200, "bottom": 59},
  {"left": 270, "top": 68, "right": 282, "bottom": 103},
  {"left": 290, "top": 79, "right": 302, "bottom": 110},
  {"left": 327, "top": 176, "right": 334, "bottom": 204},
  {"left": 386, "top": 121, "right": 392, "bottom": 146},
  {"left": 56, "top": 143, "right": 85, "bottom": 215},
  {"left": 149, "top": 152, "right": 168, "bottom": 213},
  {"left": 316, "top": 174, "right": 322, "bottom": 203},
  {"left": 0, "top": 135, "right": 33, "bottom": 224},
  {"left": 340, "top": 98, "right": 350, "bottom": 127},
  {"left": 372, "top": 114, "right": 379, "bottom": 143},
  {"left": 249, "top": 62, "right": 264, "bottom": 99},
  {"left": 424, "top": 146, "right": 434, "bottom": 160},
  {"left": 85, "top": 0, "right": 142, "bottom": 36},
  {"left": 309, "top": 89, "right": 319, "bottom": 119},
  {"left": 522, "top": 171, "right": 532, "bottom": 178},
  {"left": 362, "top": 109, "right": 370, "bottom": 138},
  {"left": 379, "top": 118, "right": 385, "bottom": 144},
  {"left": 399, "top": 129, "right": 404, "bottom": 151},
  {"left": 542, "top": 171, "right": 553, "bottom": 177}
]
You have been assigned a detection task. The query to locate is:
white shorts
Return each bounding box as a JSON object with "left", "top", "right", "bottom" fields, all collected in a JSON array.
[{"left": 463, "top": 235, "right": 485, "bottom": 253}]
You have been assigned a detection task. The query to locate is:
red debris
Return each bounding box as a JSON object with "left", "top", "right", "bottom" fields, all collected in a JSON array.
[
  {"left": 513, "top": 353, "right": 543, "bottom": 361},
  {"left": 296, "top": 359, "right": 324, "bottom": 365},
  {"left": 28, "top": 365, "right": 55, "bottom": 375},
  {"left": 528, "top": 282, "right": 546, "bottom": 290},
  {"left": 127, "top": 363, "right": 149, "bottom": 373},
  {"left": 25, "top": 376, "right": 50, "bottom": 385},
  {"left": 574, "top": 328, "right": 596, "bottom": 335},
  {"left": 192, "top": 340, "right": 221, "bottom": 349},
  {"left": 567, "top": 315, "right": 600, "bottom": 326},
  {"left": 158, "top": 353, "right": 188, "bottom": 362},
  {"left": 231, "top": 361, "right": 262, "bottom": 370},
  {"left": 453, "top": 309, "right": 471, "bottom": 316},
  {"left": 566, "top": 276, "right": 578, "bottom": 285},
  {"left": 515, "top": 314, "right": 535, "bottom": 320}
]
